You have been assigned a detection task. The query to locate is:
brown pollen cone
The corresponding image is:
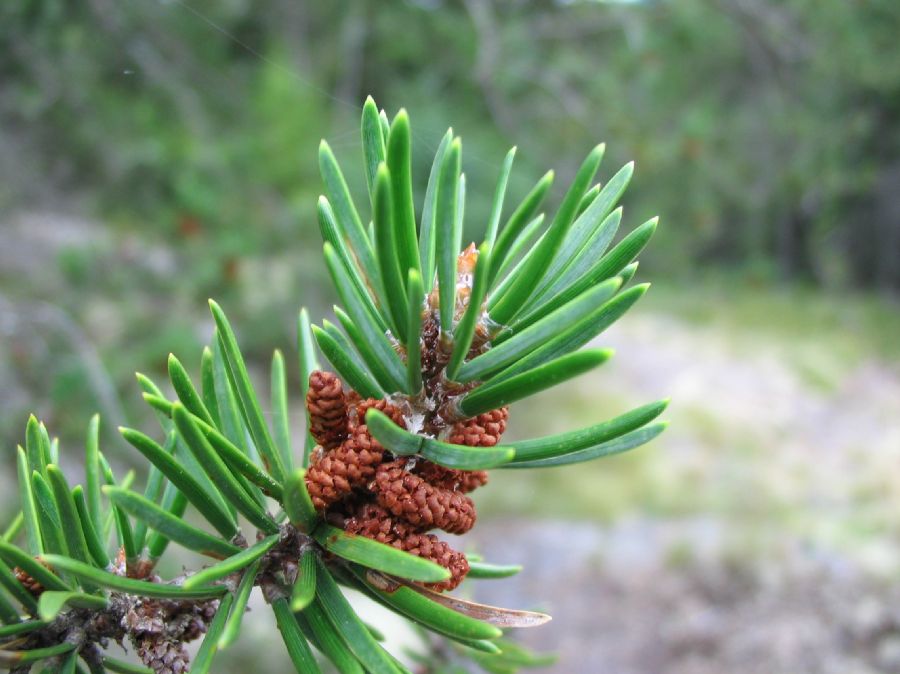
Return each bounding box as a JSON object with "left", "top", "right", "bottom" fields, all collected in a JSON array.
[
  {"left": 449, "top": 407, "right": 509, "bottom": 447},
  {"left": 344, "top": 503, "right": 469, "bottom": 592},
  {"left": 401, "top": 531, "right": 470, "bottom": 592},
  {"left": 302, "top": 364, "right": 506, "bottom": 591},
  {"left": 413, "top": 461, "right": 488, "bottom": 494},
  {"left": 373, "top": 459, "right": 476, "bottom": 535},
  {"left": 305, "top": 424, "right": 387, "bottom": 511},
  {"left": 307, "top": 371, "right": 348, "bottom": 450},
  {"left": 353, "top": 397, "right": 406, "bottom": 430}
]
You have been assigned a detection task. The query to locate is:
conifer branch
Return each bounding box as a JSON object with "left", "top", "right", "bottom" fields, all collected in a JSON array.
[{"left": 0, "top": 97, "right": 665, "bottom": 673}]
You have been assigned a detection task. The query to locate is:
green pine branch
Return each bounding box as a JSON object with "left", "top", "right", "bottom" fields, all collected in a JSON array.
[{"left": 0, "top": 96, "right": 666, "bottom": 674}]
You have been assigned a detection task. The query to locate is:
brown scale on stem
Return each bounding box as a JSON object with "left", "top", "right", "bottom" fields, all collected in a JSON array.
[
  {"left": 13, "top": 558, "right": 64, "bottom": 597},
  {"left": 14, "top": 566, "right": 45, "bottom": 596},
  {"left": 304, "top": 246, "right": 509, "bottom": 591},
  {"left": 10, "top": 563, "right": 219, "bottom": 674},
  {"left": 127, "top": 596, "right": 218, "bottom": 674}
]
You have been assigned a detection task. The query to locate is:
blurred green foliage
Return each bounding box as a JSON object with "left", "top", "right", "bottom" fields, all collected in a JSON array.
[
  {"left": 1, "top": 0, "right": 899, "bottom": 448},
  {"left": 3, "top": 0, "right": 899, "bottom": 286}
]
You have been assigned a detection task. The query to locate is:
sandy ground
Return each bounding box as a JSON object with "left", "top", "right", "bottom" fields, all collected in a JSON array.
[
  {"left": 469, "top": 518, "right": 900, "bottom": 674},
  {"left": 465, "top": 310, "right": 900, "bottom": 673}
]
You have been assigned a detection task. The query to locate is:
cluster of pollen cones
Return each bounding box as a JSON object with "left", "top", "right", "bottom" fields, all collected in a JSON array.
[{"left": 304, "top": 370, "right": 508, "bottom": 591}]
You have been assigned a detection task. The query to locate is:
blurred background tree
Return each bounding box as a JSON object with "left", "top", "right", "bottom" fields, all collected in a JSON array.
[{"left": 3, "top": 0, "right": 899, "bottom": 292}]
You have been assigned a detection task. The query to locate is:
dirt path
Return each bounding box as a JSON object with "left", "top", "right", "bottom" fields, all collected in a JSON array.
[
  {"left": 469, "top": 518, "right": 900, "bottom": 674},
  {"left": 467, "top": 313, "right": 900, "bottom": 673}
]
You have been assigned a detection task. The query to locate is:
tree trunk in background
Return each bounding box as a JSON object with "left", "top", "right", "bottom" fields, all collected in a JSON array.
[
  {"left": 334, "top": 3, "right": 367, "bottom": 105},
  {"left": 777, "top": 209, "right": 815, "bottom": 283}
]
